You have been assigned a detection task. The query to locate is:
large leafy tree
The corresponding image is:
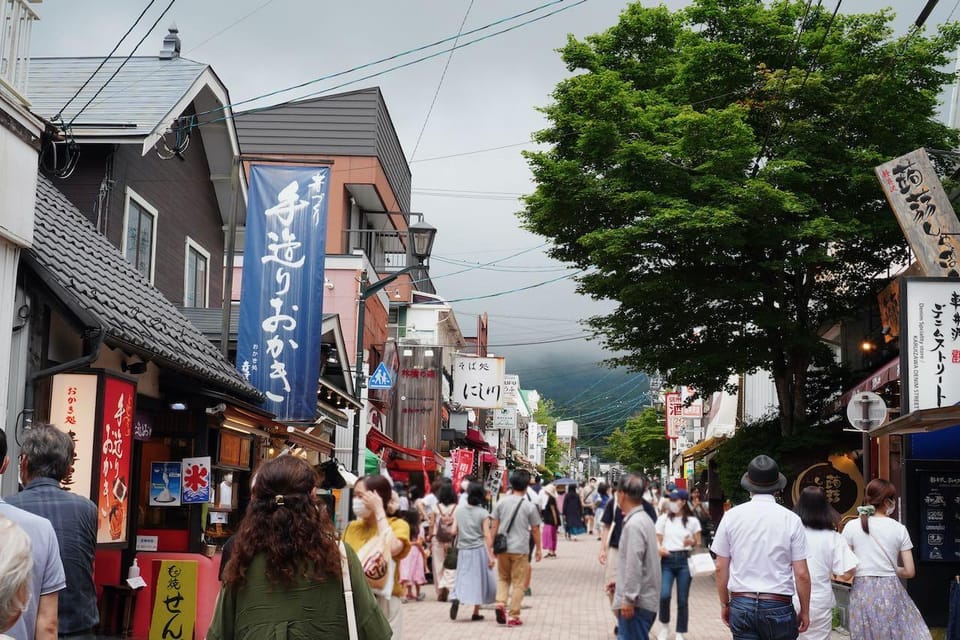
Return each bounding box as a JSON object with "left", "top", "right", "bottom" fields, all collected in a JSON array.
[
  {"left": 605, "top": 407, "right": 669, "bottom": 471},
  {"left": 522, "top": 1, "right": 960, "bottom": 436}
]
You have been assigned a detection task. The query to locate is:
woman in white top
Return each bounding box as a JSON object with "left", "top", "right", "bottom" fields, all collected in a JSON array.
[
  {"left": 841, "top": 478, "right": 931, "bottom": 640},
  {"left": 654, "top": 489, "right": 701, "bottom": 640},
  {"left": 0, "top": 516, "right": 32, "bottom": 640},
  {"left": 792, "top": 486, "right": 857, "bottom": 640}
]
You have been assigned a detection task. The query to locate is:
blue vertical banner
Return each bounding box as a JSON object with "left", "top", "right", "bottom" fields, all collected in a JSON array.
[{"left": 236, "top": 164, "right": 330, "bottom": 421}]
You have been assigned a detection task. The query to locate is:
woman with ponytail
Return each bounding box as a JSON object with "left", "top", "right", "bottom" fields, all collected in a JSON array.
[
  {"left": 209, "top": 455, "right": 390, "bottom": 639},
  {"left": 841, "top": 478, "right": 931, "bottom": 639}
]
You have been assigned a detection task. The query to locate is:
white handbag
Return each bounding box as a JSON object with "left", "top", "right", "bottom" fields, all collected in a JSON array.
[
  {"left": 688, "top": 551, "right": 716, "bottom": 577},
  {"left": 339, "top": 542, "right": 359, "bottom": 640}
]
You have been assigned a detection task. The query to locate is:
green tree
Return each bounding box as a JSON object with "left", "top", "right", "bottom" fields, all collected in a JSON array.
[
  {"left": 605, "top": 407, "right": 669, "bottom": 471},
  {"left": 521, "top": 1, "right": 960, "bottom": 436},
  {"left": 534, "top": 399, "right": 564, "bottom": 477}
]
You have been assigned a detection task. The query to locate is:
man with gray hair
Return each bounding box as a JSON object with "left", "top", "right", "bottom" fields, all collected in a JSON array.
[
  {"left": 7, "top": 424, "right": 98, "bottom": 637},
  {"left": 0, "top": 427, "right": 64, "bottom": 640},
  {"left": 609, "top": 472, "right": 660, "bottom": 640}
]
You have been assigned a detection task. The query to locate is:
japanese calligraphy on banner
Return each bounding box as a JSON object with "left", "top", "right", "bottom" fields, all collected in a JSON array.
[
  {"left": 451, "top": 449, "right": 475, "bottom": 492},
  {"left": 49, "top": 373, "right": 98, "bottom": 499},
  {"left": 901, "top": 278, "right": 960, "bottom": 412},
  {"left": 181, "top": 457, "right": 211, "bottom": 505},
  {"left": 97, "top": 375, "right": 134, "bottom": 544},
  {"left": 237, "top": 164, "right": 331, "bottom": 420},
  {"left": 149, "top": 559, "right": 198, "bottom": 640},
  {"left": 875, "top": 149, "right": 960, "bottom": 278},
  {"left": 665, "top": 392, "right": 683, "bottom": 440},
  {"left": 452, "top": 356, "right": 505, "bottom": 408}
]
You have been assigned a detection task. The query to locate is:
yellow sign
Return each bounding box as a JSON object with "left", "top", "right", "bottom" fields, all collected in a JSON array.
[{"left": 149, "top": 560, "right": 198, "bottom": 640}]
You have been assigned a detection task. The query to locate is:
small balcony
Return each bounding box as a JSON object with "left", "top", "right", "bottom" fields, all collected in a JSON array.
[
  {"left": 0, "top": 0, "right": 39, "bottom": 106},
  {"left": 344, "top": 227, "right": 436, "bottom": 295}
]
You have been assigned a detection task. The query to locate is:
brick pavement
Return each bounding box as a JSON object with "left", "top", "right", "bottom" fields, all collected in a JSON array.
[{"left": 401, "top": 535, "right": 848, "bottom": 640}]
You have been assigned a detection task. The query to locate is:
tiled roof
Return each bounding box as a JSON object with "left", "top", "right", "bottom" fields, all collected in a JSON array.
[
  {"left": 27, "top": 57, "right": 208, "bottom": 136},
  {"left": 28, "top": 174, "right": 262, "bottom": 402}
]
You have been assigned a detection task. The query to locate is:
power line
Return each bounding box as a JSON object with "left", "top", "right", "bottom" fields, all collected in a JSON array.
[
  {"left": 431, "top": 271, "right": 583, "bottom": 303},
  {"left": 409, "top": 141, "right": 535, "bottom": 163},
  {"left": 184, "top": 0, "right": 278, "bottom": 54},
  {"left": 487, "top": 333, "right": 591, "bottom": 347},
  {"left": 54, "top": 0, "right": 158, "bottom": 121},
  {"left": 409, "top": 0, "right": 475, "bottom": 161},
  {"left": 412, "top": 242, "right": 548, "bottom": 285},
  {"left": 67, "top": 0, "right": 178, "bottom": 128},
  {"left": 190, "top": 0, "right": 586, "bottom": 124}
]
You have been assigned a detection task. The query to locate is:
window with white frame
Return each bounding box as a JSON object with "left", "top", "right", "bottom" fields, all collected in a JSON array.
[
  {"left": 122, "top": 188, "right": 158, "bottom": 282},
  {"left": 184, "top": 238, "right": 210, "bottom": 307}
]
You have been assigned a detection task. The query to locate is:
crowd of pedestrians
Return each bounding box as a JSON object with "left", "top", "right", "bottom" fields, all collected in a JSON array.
[{"left": 0, "top": 420, "right": 936, "bottom": 640}]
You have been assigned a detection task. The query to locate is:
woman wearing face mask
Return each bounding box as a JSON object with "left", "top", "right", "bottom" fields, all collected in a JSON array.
[
  {"left": 841, "top": 478, "right": 931, "bottom": 640},
  {"left": 344, "top": 475, "right": 412, "bottom": 638},
  {"left": 654, "top": 489, "right": 700, "bottom": 640}
]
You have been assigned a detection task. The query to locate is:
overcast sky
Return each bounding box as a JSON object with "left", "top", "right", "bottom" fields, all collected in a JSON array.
[{"left": 30, "top": 0, "right": 943, "bottom": 392}]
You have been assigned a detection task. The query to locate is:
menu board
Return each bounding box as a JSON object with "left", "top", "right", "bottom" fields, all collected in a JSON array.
[{"left": 915, "top": 469, "right": 960, "bottom": 562}]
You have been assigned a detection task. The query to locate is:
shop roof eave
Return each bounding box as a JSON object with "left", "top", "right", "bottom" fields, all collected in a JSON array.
[{"left": 869, "top": 406, "right": 960, "bottom": 438}]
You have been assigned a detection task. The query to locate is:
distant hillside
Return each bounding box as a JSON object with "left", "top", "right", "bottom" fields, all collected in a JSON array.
[{"left": 509, "top": 353, "right": 650, "bottom": 452}]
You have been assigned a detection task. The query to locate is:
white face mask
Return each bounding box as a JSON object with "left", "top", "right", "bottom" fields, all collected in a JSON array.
[
  {"left": 352, "top": 498, "right": 369, "bottom": 518},
  {"left": 668, "top": 501, "right": 682, "bottom": 514}
]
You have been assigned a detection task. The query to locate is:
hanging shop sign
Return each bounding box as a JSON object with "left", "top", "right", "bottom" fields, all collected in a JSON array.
[
  {"left": 875, "top": 148, "right": 960, "bottom": 278},
  {"left": 149, "top": 559, "right": 198, "bottom": 640},
  {"left": 451, "top": 449, "right": 475, "bottom": 492},
  {"left": 556, "top": 419, "right": 578, "bottom": 440},
  {"left": 49, "top": 373, "right": 99, "bottom": 499},
  {"left": 97, "top": 375, "right": 134, "bottom": 544},
  {"left": 492, "top": 408, "right": 517, "bottom": 430},
  {"left": 236, "top": 164, "right": 331, "bottom": 420},
  {"left": 791, "top": 454, "right": 864, "bottom": 520},
  {"left": 181, "top": 456, "right": 212, "bottom": 505},
  {"left": 665, "top": 392, "right": 683, "bottom": 440},
  {"left": 452, "top": 355, "right": 506, "bottom": 409},
  {"left": 900, "top": 277, "right": 960, "bottom": 412},
  {"left": 681, "top": 386, "right": 703, "bottom": 418},
  {"left": 502, "top": 375, "right": 520, "bottom": 407}
]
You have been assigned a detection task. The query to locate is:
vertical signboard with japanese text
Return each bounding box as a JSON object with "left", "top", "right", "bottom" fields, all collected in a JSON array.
[
  {"left": 451, "top": 449, "right": 475, "bottom": 492},
  {"left": 49, "top": 373, "right": 99, "bottom": 498},
  {"left": 97, "top": 375, "right": 134, "bottom": 544},
  {"left": 901, "top": 278, "right": 960, "bottom": 412},
  {"left": 665, "top": 392, "right": 683, "bottom": 439},
  {"left": 452, "top": 356, "right": 506, "bottom": 408},
  {"left": 502, "top": 374, "right": 520, "bottom": 407},
  {"left": 236, "top": 164, "right": 330, "bottom": 420},
  {"left": 149, "top": 559, "right": 198, "bottom": 640},
  {"left": 875, "top": 149, "right": 960, "bottom": 278}
]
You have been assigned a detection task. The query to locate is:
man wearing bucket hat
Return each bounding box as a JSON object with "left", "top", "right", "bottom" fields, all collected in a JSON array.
[{"left": 711, "top": 455, "right": 811, "bottom": 640}]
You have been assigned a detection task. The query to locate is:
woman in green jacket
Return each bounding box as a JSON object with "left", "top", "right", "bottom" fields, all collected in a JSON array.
[{"left": 208, "top": 455, "right": 391, "bottom": 640}]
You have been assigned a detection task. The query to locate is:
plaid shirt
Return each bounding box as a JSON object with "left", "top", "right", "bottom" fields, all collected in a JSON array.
[{"left": 7, "top": 477, "right": 99, "bottom": 633}]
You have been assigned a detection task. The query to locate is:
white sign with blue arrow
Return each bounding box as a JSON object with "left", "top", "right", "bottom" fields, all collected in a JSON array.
[{"left": 367, "top": 362, "right": 394, "bottom": 390}]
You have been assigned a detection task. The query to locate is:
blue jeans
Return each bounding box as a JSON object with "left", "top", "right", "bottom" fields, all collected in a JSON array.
[
  {"left": 659, "top": 551, "right": 692, "bottom": 632},
  {"left": 728, "top": 597, "right": 798, "bottom": 640},
  {"left": 617, "top": 608, "right": 656, "bottom": 640}
]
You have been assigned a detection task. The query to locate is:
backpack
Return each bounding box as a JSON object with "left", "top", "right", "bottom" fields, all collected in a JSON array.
[{"left": 435, "top": 505, "right": 456, "bottom": 543}]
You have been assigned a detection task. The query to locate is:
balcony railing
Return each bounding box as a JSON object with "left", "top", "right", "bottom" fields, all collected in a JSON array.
[
  {"left": 344, "top": 228, "right": 436, "bottom": 295},
  {"left": 0, "top": 0, "right": 38, "bottom": 106}
]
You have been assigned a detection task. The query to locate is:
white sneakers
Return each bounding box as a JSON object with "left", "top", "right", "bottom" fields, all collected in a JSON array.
[
  {"left": 657, "top": 628, "right": 669, "bottom": 640},
  {"left": 675, "top": 634, "right": 685, "bottom": 640}
]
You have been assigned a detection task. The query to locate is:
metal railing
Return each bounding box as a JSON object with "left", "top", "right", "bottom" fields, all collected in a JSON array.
[
  {"left": 343, "top": 228, "right": 436, "bottom": 294},
  {"left": 0, "top": 0, "right": 38, "bottom": 106}
]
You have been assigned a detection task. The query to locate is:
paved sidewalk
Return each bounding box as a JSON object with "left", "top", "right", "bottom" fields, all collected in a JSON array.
[{"left": 401, "top": 534, "right": 848, "bottom": 640}]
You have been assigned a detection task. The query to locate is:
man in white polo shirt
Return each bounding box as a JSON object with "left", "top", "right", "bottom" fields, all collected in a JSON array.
[{"left": 711, "top": 455, "right": 811, "bottom": 640}]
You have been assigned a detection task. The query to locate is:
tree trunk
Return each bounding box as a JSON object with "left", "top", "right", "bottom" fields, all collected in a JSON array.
[{"left": 771, "top": 353, "right": 810, "bottom": 438}]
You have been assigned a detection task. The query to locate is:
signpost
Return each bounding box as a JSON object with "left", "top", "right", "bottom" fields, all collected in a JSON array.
[
  {"left": 367, "top": 362, "right": 394, "bottom": 390},
  {"left": 846, "top": 391, "right": 888, "bottom": 484}
]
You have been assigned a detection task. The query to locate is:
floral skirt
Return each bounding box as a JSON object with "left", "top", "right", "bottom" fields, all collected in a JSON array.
[{"left": 849, "top": 576, "right": 931, "bottom": 640}]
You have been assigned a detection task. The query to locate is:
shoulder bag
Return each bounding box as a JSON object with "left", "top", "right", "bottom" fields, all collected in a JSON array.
[
  {"left": 339, "top": 542, "right": 359, "bottom": 640},
  {"left": 493, "top": 498, "right": 525, "bottom": 555}
]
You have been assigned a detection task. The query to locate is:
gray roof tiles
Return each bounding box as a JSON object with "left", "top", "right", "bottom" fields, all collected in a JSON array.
[
  {"left": 30, "top": 174, "right": 262, "bottom": 402},
  {"left": 28, "top": 57, "right": 208, "bottom": 135}
]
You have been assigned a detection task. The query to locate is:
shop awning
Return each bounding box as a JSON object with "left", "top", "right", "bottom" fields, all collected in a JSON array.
[
  {"left": 704, "top": 379, "right": 738, "bottom": 439},
  {"left": 682, "top": 436, "right": 726, "bottom": 463},
  {"left": 867, "top": 406, "right": 960, "bottom": 438},
  {"left": 832, "top": 357, "right": 900, "bottom": 413},
  {"left": 273, "top": 424, "right": 334, "bottom": 456},
  {"left": 464, "top": 427, "right": 496, "bottom": 452},
  {"left": 366, "top": 428, "right": 445, "bottom": 470}
]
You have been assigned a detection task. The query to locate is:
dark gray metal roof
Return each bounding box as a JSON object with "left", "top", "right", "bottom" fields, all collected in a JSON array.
[
  {"left": 28, "top": 174, "right": 262, "bottom": 402},
  {"left": 28, "top": 57, "right": 207, "bottom": 136},
  {"left": 234, "top": 88, "right": 412, "bottom": 210},
  {"left": 177, "top": 307, "right": 336, "bottom": 342}
]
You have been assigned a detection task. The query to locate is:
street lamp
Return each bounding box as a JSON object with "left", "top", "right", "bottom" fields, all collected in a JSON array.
[{"left": 350, "top": 220, "right": 437, "bottom": 473}]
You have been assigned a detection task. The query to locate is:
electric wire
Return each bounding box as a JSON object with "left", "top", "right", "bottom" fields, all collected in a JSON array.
[
  {"left": 184, "top": 0, "right": 278, "bottom": 54},
  {"left": 409, "top": 0, "right": 475, "bottom": 162},
  {"left": 189, "top": 0, "right": 587, "bottom": 124},
  {"left": 409, "top": 141, "right": 535, "bottom": 163},
  {"left": 67, "top": 0, "right": 179, "bottom": 128},
  {"left": 421, "top": 270, "right": 582, "bottom": 304},
  {"left": 53, "top": 0, "right": 158, "bottom": 121}
]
